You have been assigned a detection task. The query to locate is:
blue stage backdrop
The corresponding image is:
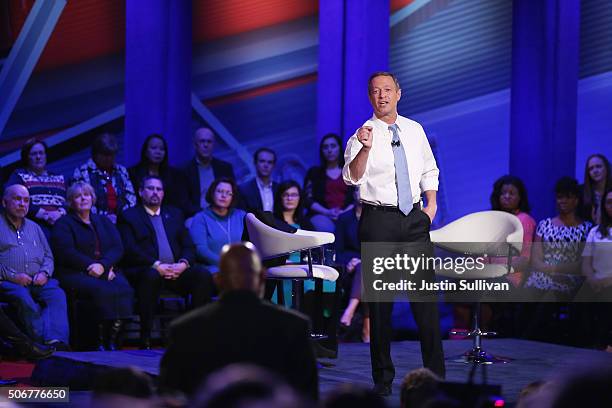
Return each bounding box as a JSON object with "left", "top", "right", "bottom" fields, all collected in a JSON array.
[{"left": 0, "top": 0, "right": 610, "bottom": 224}]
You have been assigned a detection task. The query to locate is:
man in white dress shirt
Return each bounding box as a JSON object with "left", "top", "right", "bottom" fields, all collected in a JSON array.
[{"left": 343, "top": 72, "right": 445, "bottom": 396}]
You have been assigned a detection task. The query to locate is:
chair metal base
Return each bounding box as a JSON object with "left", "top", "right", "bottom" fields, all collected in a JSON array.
[
  {"left": 448, "top": 303, "right": 513, "bottom": 365},
  {"left": 447, "top": 347, "right": 512, "bottom": 364}
]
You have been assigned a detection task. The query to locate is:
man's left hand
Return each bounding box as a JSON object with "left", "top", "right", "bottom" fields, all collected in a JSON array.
[
  {"left": 168, "top": 262, "right": 188, "bottom": 279},
  {"left": 422, "top": 205, "right": 437, "bottom": 223},
  {"left": 33, "top": 272, "right": 48, "bottom": 286}
]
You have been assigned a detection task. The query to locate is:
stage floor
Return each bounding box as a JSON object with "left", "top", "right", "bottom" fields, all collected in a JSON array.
[{"left": 31, "top": 338, "right": 612, "bottom": 407}]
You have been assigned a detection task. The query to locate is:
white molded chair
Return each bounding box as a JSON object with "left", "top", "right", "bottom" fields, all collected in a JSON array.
[
  {"left": 429, "top": 210, "right": 523, "bottom": 364},
  {"left": 245, "top": 213, "right": 339, "bottom": 311}
]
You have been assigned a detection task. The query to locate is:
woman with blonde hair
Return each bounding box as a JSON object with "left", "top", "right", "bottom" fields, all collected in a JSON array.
[{"left": 52, "top": 182, "right": 133, "bottom": 350}]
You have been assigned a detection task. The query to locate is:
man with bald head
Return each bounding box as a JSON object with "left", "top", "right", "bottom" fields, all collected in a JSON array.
[
  {"left": 0, "top": 185, "right": 69, "bottom": 349},
  {"left": 159, "top": 242, "right": 318, "bottom": 400},
  {"left": 182, "top": 127, "right": 235, "bottom": 217}
]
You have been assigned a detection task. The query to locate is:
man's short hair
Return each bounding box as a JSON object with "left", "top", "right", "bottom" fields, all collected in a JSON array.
[
  {"left": 253, "top": 147, "right": 276, "bottom": 163},
  {"left": 66, "top": 182, "right": 97, "bottom": 206},
  {"left": 92, "top": 133, "right": 119, "bottom": 156},
  {"left": 3, "top": 184, "right": 28, "bottom": 200},
  {"left": 139, "top": 175, "right": 164, "bottom": 190},
  {"left": 193, "top": 127, "right": 215, "bottom": 139},
  {"left": 400, "top": 367, "right": 441, "bottom": 408},
  {"left": 368, "top": 71, "right": 401, "bottom": 93}
]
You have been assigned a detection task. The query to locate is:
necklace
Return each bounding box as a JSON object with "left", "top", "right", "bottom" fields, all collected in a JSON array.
[{"left": 214, "top": 216, "right": 231, "bottom": 243}]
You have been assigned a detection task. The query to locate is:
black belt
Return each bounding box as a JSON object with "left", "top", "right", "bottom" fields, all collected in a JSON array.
[{"left": 362, "top": 203, "right": 420, "bottom": 213}]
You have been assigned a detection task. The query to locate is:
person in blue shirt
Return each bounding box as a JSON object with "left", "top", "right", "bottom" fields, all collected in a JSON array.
[{"left": 190, "top": 178, "right": 246, "bottom": 274}]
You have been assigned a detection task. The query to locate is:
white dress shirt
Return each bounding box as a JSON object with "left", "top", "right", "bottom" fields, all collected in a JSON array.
[
  {"left": 342, "top": 114, "right": 439, "bottom": 207},
  {"left": 256, "top": 177, "right": 274, "bottom": 212}
]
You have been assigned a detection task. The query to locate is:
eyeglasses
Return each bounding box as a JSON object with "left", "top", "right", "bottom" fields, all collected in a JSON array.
[
  {"left": 216, "top": 190, "right": 233, "bottom": 197},
  {"left": 282, "top": 193, "right": 299, "bottom": 199}
]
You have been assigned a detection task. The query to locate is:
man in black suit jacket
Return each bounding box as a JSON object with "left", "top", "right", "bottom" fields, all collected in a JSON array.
[
  {"left": 238, "top": 148, "right": 278, "bottom": 213},
  {"left": 159, "top": 242, "right": 318, "bottom": 400},
  {"left": 183, "top": 127, "right": 235, "bottom": 217},
  {"left": 117, "top": 176, "right": 212, "bottom": 348}
]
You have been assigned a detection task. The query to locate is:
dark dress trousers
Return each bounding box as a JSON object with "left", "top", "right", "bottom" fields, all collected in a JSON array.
[
  {"left": 335, "top": 210, "right": 363, "bottom": 300},
  {"left": 51, "top": 213, "right": 134, "bottom": 320},
  {"left": 335, "top": 210, "right": 360, "bottom": 266},
  {"left": 159, "top": 290, "right": 318, "bottom": 400},
  {"left": 360, "top": 206, "right": 445, "bottom": 384},
  {"left": 182, "top": 157, "right": 235, "bottom": 217},
  {"left": 237, "top": 178, "right": 278, "bottom": 212},
  {"left": 117, "top": 205, "right": 212, "bottom": 334}
]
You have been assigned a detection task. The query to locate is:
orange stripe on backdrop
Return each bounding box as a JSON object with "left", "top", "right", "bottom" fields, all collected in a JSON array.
[{"left": 205, "top": 73, "right": 317, "bottom": 107}]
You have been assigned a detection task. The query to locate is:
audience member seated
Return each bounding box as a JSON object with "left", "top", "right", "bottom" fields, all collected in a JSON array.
[
  {"left": 304, "top": 133, "right": 354, "bottom": 233},
  {"left": 545, "top": 364, "right": 612, "bottom": 408},
  {"left": 0, "top": 185, "right": 69, "bottom": 349},
  {"left": 118, "top": 176, "right": 212, "bottom": 349},
  {"left": 190, "top": 178, "right": 246, "bottom": 274},
  {"left": 525, "top": 177, "right": 592, "bottom": 295},
  {"left": 0, "top": 306, "right": 54, "bottom": 360},
  {"left": 159, "top": 243, "right": 318, "bottom": 400},
  {"left": 489, "top": 175, "right": 536, "bottom": 286},
  {"left": 336, "top": 189, "right": 369, "bottom": 342},
  {"left": 400, "top": 368, "right": 441, "bottom": 408},
  {"left": 237, "top": 147, "right": 278, "bottom": 213},
  {"left": 6, "top": 139, "right": 67, "bottom": 238},
  {"left": 273, "top": 180, "right": 313, "bottom": 263},
  {"left": 523, "top": 177, "right": 592, "bottom": 341},
  {"left": 191, "top": 364, "right": 311, "bottom": 408},
  {"left": 128, "top": 133, "right": 186, "bottom": 211},
  {"left": 580, "top": 153, "right": 610, "bottom": 224},
  {"left": 324, "top": 384, "right": 387, "bottom": 408},
  {"left": 515, "top": 380, "right": 551, "bottom": 408},
  {"left": 183, "top": 127, "right": 235, "bottom": 217},
  {"left": 273, "top": 180, "right": 313, "bottom": 230},
  {"left": 91, "top": 367, "right": 155, "bottom": 408},
  {"left": 51, "top": 182, "right": 134, "bottom": 351},
  {"left": 581, "top": 187, "right": 612, "bottom": 349},
  {"left": 71, "top": 132, "right": 136, "bottom": 223}
]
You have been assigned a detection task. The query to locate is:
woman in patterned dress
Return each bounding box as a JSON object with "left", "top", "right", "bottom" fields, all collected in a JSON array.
[
  {"left": 523, "top": 177, "right": 592, "bottom": 342},
  {"left": 526, "top": 177, "right": 592, "bottom": 295}
]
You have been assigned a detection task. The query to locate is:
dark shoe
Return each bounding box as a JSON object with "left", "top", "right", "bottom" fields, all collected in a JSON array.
[
  {"left": 314, "top": 341, "right": 337, "bottom": 359},
  {"left": 107, "top": 320, "right": 123, "bottom": 351},
  {"left": 47, "top": 340, "right": 71, "bottom": 352},
  {"left": 12, "top": 339, "right": 54, "bottom": 360},
  {"left": 372, "top": 383, "right": 392, "bottom": 397},
  {"left": 139, "top": 337, "right": 152, "bottom": 350},
  {"left": 96, "top": 323, "right": 106, "bottom": 351}
]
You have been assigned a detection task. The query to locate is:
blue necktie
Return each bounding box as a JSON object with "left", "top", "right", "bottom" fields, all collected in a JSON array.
[{"left": 389, "top": 124, "right": 413, "bottom": 215}]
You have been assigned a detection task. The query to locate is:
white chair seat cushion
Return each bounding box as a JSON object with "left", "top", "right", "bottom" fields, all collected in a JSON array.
[
  {"left": 266, "top": 264, "right": 339, "bottom": 281},
  {"left": 245, "top": 213, "right": 335, "bottom": 259},
  {"left": 429, "top": 211, "right": 524, "bottom": 255}
]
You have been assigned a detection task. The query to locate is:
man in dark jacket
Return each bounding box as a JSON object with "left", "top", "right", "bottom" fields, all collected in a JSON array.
[
  {"left": 183, "top": 127, "right": 235, "bottom": 217},
  {"left": 159, "top": 242, "right": 318, "bottom": 400},
  {"left": 238, "top": 148, "right": 278, "bottom": 213},
  {"left": 117, "top": 176, "right": 212, "bottom": 349}
]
